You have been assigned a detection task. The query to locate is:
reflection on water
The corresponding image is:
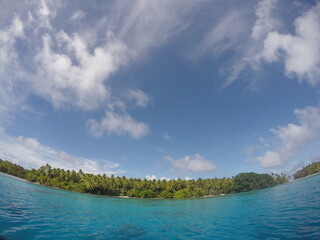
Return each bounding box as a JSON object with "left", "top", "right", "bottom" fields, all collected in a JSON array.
[{"left": 0, "top": 173, "right": 319, "bottom": 240}]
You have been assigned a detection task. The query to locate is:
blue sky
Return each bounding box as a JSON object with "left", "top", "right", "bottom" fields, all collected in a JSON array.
[{"left": 1, "top": 0, "right": 320, "bottom": 180}]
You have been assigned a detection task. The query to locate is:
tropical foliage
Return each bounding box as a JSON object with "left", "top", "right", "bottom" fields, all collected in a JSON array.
[
  {"left": 0, "top": 159, "right": 289, "bottom": 198},
  {"left": 293, "top": 161, "right": 320, "bottom": 179},
  {"left": 232, "top": 172, "right": 277, "bottom": 192}
]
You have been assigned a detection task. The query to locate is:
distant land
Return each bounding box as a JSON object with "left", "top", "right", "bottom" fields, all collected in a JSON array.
[
  {"left": 293, "top": 161, "right": 320, "bottom": 179},
  {"left": 1, "top": 159, "right": 318, "bottom": 199}
]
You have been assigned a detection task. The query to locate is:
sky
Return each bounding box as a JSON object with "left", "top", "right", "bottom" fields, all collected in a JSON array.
[{"left": 1, "top": 0, "right": 320, "bottom": 180}]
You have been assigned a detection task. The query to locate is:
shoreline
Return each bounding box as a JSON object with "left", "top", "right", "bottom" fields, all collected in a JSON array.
[
  {"left": 2, "top": 159, "right": 302, "bottom": 200},
  {"left": 292, "top": 171, "right": 320, "bottom": 182},
  {"left": 0, "top": 172, "right": 229, "bottom": 200},
  {"left": 0, "top": 171, "right": 296, "bottom": 200},
  {"left": 2, "top": 170, "right": 319, "bottom": 200}
]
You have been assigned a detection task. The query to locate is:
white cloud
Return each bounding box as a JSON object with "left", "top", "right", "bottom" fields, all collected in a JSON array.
[
  {"left": 197, "top": 0, "right": 320, "bottom": 89},
  {"left": 0, "top": 129, "right": 124, "bottom": 175},
  {"left": 163, "top": 132, "right": 171, "bottom": 140},
  {"left": 145, "top": 175, "right": 157, "bottom": 180},
  {"left": 36, "top": 0, "right": 57, "bottom": 29},
  {"left": 0, "top": 17, "right": 24, "bottom": 73},
  {"left": 160, "top": 176, "right": 170, "bottom": 181},
  {"left": 0, "top": 1, "right": 192, "bottom": 112},
  {"left": 126, "top": 89, "right": 149, "bottom": 108},
  {"left": 218, "top": 1, "right": 320, "bottom": 88},
  {"left": 220, "top": 1, "right": 320, "bottom": 89},
  {"left": 262, "top": 2, "right": 320, "bottom": 86},
  {"left": 254, "top": 105, "right": 320, "bottom": 168},
  {"left": 87, "top": 110, "right": 149, "bottom": 139},
  {"left": 0, "top": 0, "right": 203, "bottom": 138},
  {"left": 251, "top": 0, "right": 279, "bottom": 40},
  {"left": 145, "top": 176, "right": 170, "bottom": 181},
  {"left": 256, "top": 151, "right": 282, "bottom": 168},
  {"left": 71, "top": 10, "right": 86, "bottom": 21},
  {"left": 38, "top": 0, "right": 51, "bottom": 17},
  {"left": 165, "top": 154, "right": 216, "bottom": 172},
  {"left": 34, "top": 32, "right": 128, "bottom": 110},
  {"left": 0, "top": 16, "right": 28, "bottom": 122},
  {"left": 2, "top": 0, "right": 318, "bottom": 119}
]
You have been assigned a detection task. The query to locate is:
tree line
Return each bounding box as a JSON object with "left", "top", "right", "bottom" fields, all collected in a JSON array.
[
  {"left": 293, "top": 161, "right": 320, "bottom": 179},
  {"left": 0, "top": 159, "right": 291, "bottom": 198}
]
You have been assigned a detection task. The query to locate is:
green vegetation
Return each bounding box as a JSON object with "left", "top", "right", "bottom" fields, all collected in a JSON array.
[
  {"left": 0, "top": 159, "right": 290, "bottom": 199},
  {"left": 233, "top": 173, "right": 276, "bottom": 192},
  {"left": 293, "top": 161, "right": 320, "bottom": 179}
]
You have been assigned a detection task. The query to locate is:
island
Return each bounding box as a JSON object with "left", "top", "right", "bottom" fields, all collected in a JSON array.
[
  {"left": 293, "top": 161, "right": 320, "bottom": 179},
  {"left": 0, "top": 159, "right": 299, "bottom": 199}
]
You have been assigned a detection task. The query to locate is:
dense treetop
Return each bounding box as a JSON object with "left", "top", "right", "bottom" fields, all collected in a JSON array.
[
  {"left": 293, "top": 161, "right": 320, "bottom": 179},
  {"left": 0, "top": 159, "right": 291, "bottom": 199}
]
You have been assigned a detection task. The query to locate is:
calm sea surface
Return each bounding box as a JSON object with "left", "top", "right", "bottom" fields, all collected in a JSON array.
[{"left": 0, "top": 173, "right": 319, "bottom": 240}]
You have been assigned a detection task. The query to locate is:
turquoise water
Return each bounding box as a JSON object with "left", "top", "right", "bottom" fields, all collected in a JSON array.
[{"left": 0, "top": 173, "right": 319, "bottom": 240}]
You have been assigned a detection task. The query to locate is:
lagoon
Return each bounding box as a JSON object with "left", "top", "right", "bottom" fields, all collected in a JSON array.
[{"left": 0, "top": 173, "right": 319, "bottom": 239}]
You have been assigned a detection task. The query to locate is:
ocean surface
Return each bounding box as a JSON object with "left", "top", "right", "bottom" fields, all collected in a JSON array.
[{"left": 0, "top": 173, "right": 319, "bottom": 240}]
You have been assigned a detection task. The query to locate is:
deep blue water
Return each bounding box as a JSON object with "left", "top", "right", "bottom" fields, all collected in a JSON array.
[{"left": 0, "top": 173, "right": 319, "bottom": 240}]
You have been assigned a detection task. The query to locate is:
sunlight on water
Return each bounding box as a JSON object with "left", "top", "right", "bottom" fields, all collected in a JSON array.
[{"left": 0, "top": 173, "right": 319, "bottom": 239}]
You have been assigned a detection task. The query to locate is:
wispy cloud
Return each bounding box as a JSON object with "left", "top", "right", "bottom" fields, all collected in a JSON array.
[
  {"left": 0, "top": 17, "right": 26, "bottom": 122},
  {"left": 196, "top": 9, "right": 250, "bottom": 59},
  {"left": 165, "top": 154, "right": 216, "bottom": 172},
  {"left": 222, "top": 0, "right": 280, "bottom": 88},
  {"left": 190, "top": 0, "right": 278, "bottom": 88},
  {"left": 71, "top": 10, "right": 86, "bottom": 21},
  {"left": 125, "top": 89, "right": 150, "bottom": 108},
  {"left": 114, "top": 0, "right": 199, "bottom": 54},
  {"left": 0, "top": 128, "right": 124, "bottom": 175},
  {"left": 162, "top": 132, "right": 171, "bottom": 140}
]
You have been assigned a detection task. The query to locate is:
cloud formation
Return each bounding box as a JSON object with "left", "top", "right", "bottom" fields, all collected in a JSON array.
[
  {"left": 253, "top": 105, "right": 320, "bottom": 168},
  {"left": 35, "top": 32, "right": 128, "bottom": 110},
  {"left": 163, "top": 132, "right": 171, "bottom": 140},
  {"left": 0, "top": 0, "right": 200, "bottom": 137},
  {"left": 251, "top": 0, "right": 279, "bottom": 40},
  {"left": 261, "top": 2, "right": 320, "bottom": 86},
  {"left": 165, "top": 154, "right": 216, "bottom": 172},
  {"left": 0, "top": 0, "right": 199, "bottom": 112},
  {"left": 0, "top": 129, "right": 124, "bottom": 175},
  {"left": 87, "top": 110, "right": 149, "bottom": 139},
  {"left": 114, "top": 0, "right": 198, "bottom": 54},
  {"left": 145, "top": 175, "right": 157, "bottom": 181},
  {"left": 71, "top": 10, "right": 86, "bottom": 21},
  {"left": 199, "top": 0, "right": 320, "bottom": 89},
  {"left": 222, "top": 0, "right": 280, "bottom": 87},
  {"left": 1, "top": 0, "right": 319, "bottom": 120},
  {"left": 125, "top": 89, "right": 150, "bottom": 108},
  {"left": 0, "top": 17, "right": 25, "bottom": 121}
]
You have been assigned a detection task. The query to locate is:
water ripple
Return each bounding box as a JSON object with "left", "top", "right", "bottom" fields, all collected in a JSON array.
[{"left": 0, "top": 173, "right": 319, "bottom": 239}]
